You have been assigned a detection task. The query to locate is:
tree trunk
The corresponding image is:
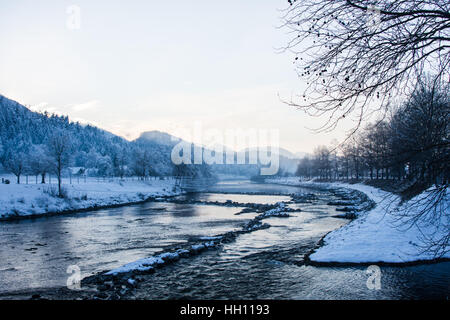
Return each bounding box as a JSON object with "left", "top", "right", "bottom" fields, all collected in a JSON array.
[{"left": 58, "top": 157, "right": 62, "bottom": 198}]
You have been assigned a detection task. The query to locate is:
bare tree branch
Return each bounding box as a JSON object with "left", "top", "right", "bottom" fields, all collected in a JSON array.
[{"left": 281, "top": 0, "right": 450, "bottom": 132}]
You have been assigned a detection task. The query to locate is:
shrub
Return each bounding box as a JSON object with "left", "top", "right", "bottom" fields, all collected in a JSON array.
[
  {"left": 43, "top": 185, "right": 69, "bottom": 199},
  {"left": 35, "top": 196, "right": 49, "bottom": 208}
]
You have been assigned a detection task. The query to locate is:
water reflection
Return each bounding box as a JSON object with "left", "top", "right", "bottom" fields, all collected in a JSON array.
[{"left": 0, "top": 199, "right": 250, "bottom": 294}]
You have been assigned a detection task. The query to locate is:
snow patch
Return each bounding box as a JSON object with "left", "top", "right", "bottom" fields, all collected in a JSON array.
[
  {"left": 268, "top": 178, "right": 449, "bottom": 263},
  {"left": 0, "top": 176, "right": 182, "bottom": 219}
]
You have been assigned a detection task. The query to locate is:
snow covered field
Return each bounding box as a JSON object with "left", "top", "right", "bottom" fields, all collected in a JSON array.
[
  {"left": 0, "top": 174, "right": 182, "bottom": 220},
  {"left": 267, "top": 177, "right": 450, "bottom": 264}
]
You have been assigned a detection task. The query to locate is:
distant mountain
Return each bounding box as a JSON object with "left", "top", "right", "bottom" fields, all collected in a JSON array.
[
  {"left": 295, "top": 151, "right": 310, "bottom": 159},
  {"left": 138, "top": 130, "right": 181, "bottom": 147},
  {"left": 240, "top": 147, "right": 300, "bottom": 159},
  {"left": 237, "top": 147, "right": 305, "bottom": 175},
  {"left": 277, "top": 148, "right": 298, "bottom": 159},
  {"left": 137, "top": 133, "right": 304, "bottom": 176}
]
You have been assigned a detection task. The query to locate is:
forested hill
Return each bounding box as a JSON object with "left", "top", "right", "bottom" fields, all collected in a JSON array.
[
  {"left": 0, "top": 94, "right": 128, "bottom": 156},
  {"left": 0, "top": 94, "right": 208, "bottom": 178}
]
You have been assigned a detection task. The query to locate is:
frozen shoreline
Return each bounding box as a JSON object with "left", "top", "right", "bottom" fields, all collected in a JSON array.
[
  {"left": 266, "top": 177, "right": 450, "bottom": 264},
  {"left": 0, "top": 175, "right": 182, "bottom": 221}
]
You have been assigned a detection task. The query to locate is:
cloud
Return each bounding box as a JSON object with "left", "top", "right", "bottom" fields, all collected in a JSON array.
[
  {"left": 28, "top": 102, "right": 66, "bottom": 115},
  {"left": 28, "top": 100, "right": 100, "bottom": 117},
  {"left": 71, "top": 116, "right": 102, "bottom": 128},
  {"left": 29, "top": 102, "right": 49, "bottom": 112},
  {"left": 70, "top": 100, "right": 100, "bottom": 112}
]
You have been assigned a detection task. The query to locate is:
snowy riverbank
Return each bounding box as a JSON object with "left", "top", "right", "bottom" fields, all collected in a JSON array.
[
  {"left": 0, "top": 175, "right": 182, "bottom": 220},
  {"left": 266, "top": 177, "right": 450, "bottom": 264}
]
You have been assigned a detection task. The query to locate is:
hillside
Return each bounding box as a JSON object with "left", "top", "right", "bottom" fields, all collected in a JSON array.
[{"left": 0, "top": 95, "right": 205, "bottom": 178}]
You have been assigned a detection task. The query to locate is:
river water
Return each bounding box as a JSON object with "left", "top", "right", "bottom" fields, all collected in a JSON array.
[{"left": 0, "top": 180, "right": 448, "bottom": 299}]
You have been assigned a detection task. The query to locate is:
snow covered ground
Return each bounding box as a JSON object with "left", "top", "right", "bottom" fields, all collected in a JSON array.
[
  {"left": 267, "top": 177, "right": 450, "bottom": 264},
  {"left": 0, "top": 174, "right": 182, "bottom": 220},
  {"left": 106, "top": 244, "right": 216, "bottom": 276}
]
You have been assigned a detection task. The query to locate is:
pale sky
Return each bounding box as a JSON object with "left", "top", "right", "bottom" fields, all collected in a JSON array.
[{"left": 0, "top": 0, "right": 357, "bottom": 153}]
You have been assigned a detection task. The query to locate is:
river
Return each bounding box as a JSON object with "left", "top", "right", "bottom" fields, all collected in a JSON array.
[{"left": 0, "top": 180, "right": 448, "bottom": 299}]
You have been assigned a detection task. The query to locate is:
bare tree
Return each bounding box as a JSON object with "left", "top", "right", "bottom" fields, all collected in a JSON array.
[
  {"left": 295, "top": 77, "right": 449, "bottom": 257},
  {"left": 3, "top": 151, "right": 27, "bottom": 184},
  {"left": 132, "top": 149, "right": 155, "bottom": 180},
  {"left": 281, "top": 0, "right": 449, "bottom": 132},
  {"left": 29, "top": 144, "right": 52, "bottom": 184},
  {"left": 172, "top": 163, "right": 196, "bottom": 186},
  {"left": 2, "top": 137, "right": 29, "bottom": 184},
  {"left": 111, "top": 146, "right": 129, "bottom": 179},
  {"left": 312, "top": 145, "right": 332, "bottom": 179},
  {"left": 389, "top": 76, "right": 450, "bottom": 187},
  {"left": 296, "top": 156, "right": 313, "bottom": 179},
  {"left": 47, "top": 130, "right": 72, "bottom": 197}
]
